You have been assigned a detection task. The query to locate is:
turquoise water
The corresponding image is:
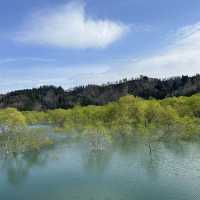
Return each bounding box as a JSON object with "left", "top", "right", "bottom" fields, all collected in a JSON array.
[{"left": 0, "top": 138, "right": 200, "bottom": 200}]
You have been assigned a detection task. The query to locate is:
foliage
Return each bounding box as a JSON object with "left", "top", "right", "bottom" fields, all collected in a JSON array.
[
  {"left": 0, "top": 108, "right": 26, "bottom": 133},
  {"left": 22, "top": 111, "right": 48, "bottom": 125},
  {"left": 1, "top": 75, "right": 200, "bottom": 111},
  {"left": 0, "top": 129, "right": 53, "bottom": 155},
  {"left": 18, "top": 94, "right": 200, "bottom": 141},
  {"left": 0, "top": 94, "right": 200, "bottom": 152},
  {"left": 0, "top": 109, "right": 53, "bottom": 155}
]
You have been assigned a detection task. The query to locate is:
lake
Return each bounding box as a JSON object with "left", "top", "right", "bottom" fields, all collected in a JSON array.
[{"left": 0, "top": 133, "right": 200, "bottom": 200}]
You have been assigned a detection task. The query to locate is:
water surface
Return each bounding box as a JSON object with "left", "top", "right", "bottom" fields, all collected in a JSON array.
[{"left": 0, "top": 136, "right": 200, "bottom": 200}]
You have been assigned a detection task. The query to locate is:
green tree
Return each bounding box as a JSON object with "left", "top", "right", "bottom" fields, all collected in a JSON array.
[{"left": 0, "top": 108, "right": 27, "bottom": 133}]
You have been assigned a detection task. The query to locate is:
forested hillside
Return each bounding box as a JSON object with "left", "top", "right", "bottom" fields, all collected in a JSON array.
[{"left": 0, "top": 75, "right": 200, "bottom": 111}]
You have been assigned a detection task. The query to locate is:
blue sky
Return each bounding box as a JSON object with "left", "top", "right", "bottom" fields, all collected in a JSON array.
[{"left": 1, "top": 0, "right": 200, "bottom": 93}]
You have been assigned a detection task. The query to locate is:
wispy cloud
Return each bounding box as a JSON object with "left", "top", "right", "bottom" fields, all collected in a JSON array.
[
  {"left": 127, "top": 22, "right": 200, "bottom": 77},
  {"left": 0, "top": 64, "right": 109, "bottom": 93},
  {"left": 3, "top": 22, "right": 200, "bottom": 93},
  {"left": 0, "top": 57, "right": 56, "bottom": 65},
  {"left": 77, "top": 21, "right": 200, "bottom": 84},
  {"left": 15, "top": 1, "right": 129, "bottom": 49}
]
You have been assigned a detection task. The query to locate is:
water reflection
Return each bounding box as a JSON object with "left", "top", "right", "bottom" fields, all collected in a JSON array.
[
  {"left": 0, "top": 137, "right": 200, "bottom": 200},
  {"left": 83, "top": 148, "right": 113, "bottom": 175},
  {"left": 0, "top": 151, "right": 48, "bottom": 185},
  {"left": 163, "top": 141, "right": 190, "bottom": 157}
]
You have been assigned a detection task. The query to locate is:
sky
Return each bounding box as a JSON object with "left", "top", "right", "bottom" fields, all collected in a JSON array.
[{"left": 0, "top": 0, "right": 200, "bottom": 93}]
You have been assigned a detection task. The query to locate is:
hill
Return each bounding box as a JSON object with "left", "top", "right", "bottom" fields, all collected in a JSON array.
[{"left": 0, "top": 75, "right": 200, "bottom": 111}]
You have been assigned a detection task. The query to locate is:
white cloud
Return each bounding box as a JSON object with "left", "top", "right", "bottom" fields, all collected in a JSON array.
[
  {"left": 76, "top": 22, "right": 200, "bottom": 85},
  {"left": 127, "top": 22, "right": 200, "bottom": 78},
  {"left": 3, "top": 22, "right": 200, "bottom": 93},
  {"left": 15, "top": 1, "right": 129, "bottom": 48}
]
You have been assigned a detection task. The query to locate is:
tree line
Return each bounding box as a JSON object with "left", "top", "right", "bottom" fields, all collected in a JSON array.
[{"left": 0, "top": 74, "right": 200, "bottom": 111}]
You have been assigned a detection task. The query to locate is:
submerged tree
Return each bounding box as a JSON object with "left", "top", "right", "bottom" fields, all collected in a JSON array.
[{"left": 0, "top": 108, "right": 26, "bottom": 133}]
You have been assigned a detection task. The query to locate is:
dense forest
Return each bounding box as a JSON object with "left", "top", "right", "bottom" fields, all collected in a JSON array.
[{"left": 0, "top": 74, "right": 200, "bottom": 111}]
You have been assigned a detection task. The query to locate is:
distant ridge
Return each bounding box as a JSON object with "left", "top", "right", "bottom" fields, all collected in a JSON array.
[{"left": 0, "top": 74, "right": 200, "bottom": 111}]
